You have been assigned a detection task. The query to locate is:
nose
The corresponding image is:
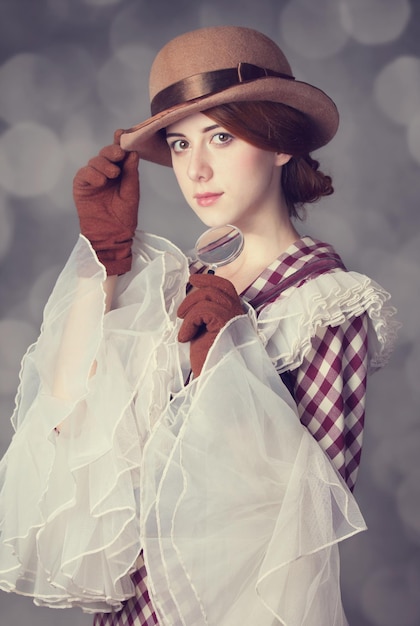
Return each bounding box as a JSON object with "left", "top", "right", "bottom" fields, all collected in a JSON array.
[{"left": 187, "top": 146, "right": 212, "bottom": 182}]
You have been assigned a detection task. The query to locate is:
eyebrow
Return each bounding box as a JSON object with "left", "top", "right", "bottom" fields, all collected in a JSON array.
[{"left": 166, "top": 124, "right": 221, "bottom": 138}]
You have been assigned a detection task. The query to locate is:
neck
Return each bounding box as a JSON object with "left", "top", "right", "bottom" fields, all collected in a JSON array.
[
  {"left": 216, "top": 204, "right": 300, "bottom": 293},
  {"left": 236, "top": 193, "right": 300, "bottom": 265}
]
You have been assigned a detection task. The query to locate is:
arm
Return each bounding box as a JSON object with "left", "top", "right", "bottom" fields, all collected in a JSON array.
[
  {"left": 286, "top": 314, "right": 369, "bottom": 491},
  {"left": 52, "top": 131, "right": 139, "bottom": 406},
  {"left": 73, "top": 129, "right": 140, "bottom": 277},
  {"left": 104, "top": 274, "right": 118, "bottom": 311},
  {"left": 52, "top": 274, "right": 118, "bottom": 404}
]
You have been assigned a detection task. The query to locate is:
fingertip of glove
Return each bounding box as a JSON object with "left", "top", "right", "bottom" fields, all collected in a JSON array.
[
  {"left": 126, "top": 151, "right": 140, "bottom": 166},
  {"left": 188, "top": 273, "right": 241, "bottom": 302},
  {"left": 177, "top": 326, "right": 192, "bottom": 343},
  {"left": 113, "top": 129, "right": 125, "bottom": 145},
  {"left": 176, "top": 300, "right": 189, "bottom": 320},
  {"left": 187, "top": 273, "right": 213, "bottom": 288},
  {"left": 98, "top": 144, "right": 125, "bottom": 163},
  {"left": 114, "top": 130, "right": 140, "bottom": 161}
]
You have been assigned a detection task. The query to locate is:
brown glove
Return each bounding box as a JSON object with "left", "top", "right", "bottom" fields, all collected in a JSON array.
[
  {"left": 177, "top": 273, "right": 244, "bottom": 377},
  {"left": 73, "top": 129, "right": 140, "bottom": 275}
]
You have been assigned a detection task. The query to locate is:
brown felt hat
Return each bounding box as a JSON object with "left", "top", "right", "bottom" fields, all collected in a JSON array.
[{"left": 120, "top": 26, "right": 339, "bottom": 166}]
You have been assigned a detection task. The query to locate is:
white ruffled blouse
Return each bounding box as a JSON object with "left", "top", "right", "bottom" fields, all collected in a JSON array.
[{"left": 0, "top": 232, "right": 398, "bottom": 625}]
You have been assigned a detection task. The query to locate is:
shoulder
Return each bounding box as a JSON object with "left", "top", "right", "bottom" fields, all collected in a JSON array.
[
  {"left": 248, "top": 235, "right": 346, "bottom": 311},
  {"left": 256, "top": 269, "right": 399, "bottom": 373}
]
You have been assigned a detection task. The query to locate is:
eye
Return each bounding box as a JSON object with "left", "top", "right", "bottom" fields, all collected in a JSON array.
[
  {"left": 169, "top": 138, "right": 189, "bottom": 153},
  {"left": 211, "top": 132, "right": 233, "bottom": 145}
]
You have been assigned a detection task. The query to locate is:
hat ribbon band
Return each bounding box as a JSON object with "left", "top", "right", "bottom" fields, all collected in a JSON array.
[{"left": 150, "top": 62, "right": 295, "bottom": 116}]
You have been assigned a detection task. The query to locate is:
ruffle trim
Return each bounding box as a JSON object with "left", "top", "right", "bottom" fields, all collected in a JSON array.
[
  {"left": 0, "top": 233, "right": 190, "bottom": 612},
  {"left": 0, "top": 233, "right": 395, "bottom": 620},
  {"left": 254, "top": 270, "right": 399, "bottom": 373},
  {"left": 140, "top": 316, "right": 366, "bottom": 625}
]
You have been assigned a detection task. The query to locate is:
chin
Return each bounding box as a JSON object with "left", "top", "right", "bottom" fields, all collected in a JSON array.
[{"left": 198, "top": 215, "right": 231, "bottom": 229}]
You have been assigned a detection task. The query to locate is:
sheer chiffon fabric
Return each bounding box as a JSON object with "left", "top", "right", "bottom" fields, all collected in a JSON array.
[
  {"left": 93, "top": 560, "right": 158, "bottom": 626},
  {"left": 0, "top": 232, "right": 397, "bottom": 624}
]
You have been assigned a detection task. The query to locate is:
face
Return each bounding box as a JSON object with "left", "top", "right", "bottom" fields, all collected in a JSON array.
[{"left": 165, "top": 112, "right": 291, "bottom": 232}]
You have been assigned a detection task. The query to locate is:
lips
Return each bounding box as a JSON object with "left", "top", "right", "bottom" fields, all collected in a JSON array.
[{"left": 194, "top": 192, "right": 223, "bottom": 207}]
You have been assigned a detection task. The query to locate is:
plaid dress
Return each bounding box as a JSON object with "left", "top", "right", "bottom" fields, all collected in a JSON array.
[
  {"left": 93, "top": 236, "right": 369, "bottom": 626},
  {"left": 240, "top": 236, "right": 368, "bottom": 492},
  {"left": 0, "top": 230, "right": 396, "bottom": 620},
  {"left": 93, "top": 559, "right": 158, "bottom": 626}
]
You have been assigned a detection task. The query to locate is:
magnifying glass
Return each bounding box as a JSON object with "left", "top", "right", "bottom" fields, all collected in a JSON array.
[{"left": 195, "top": 224, "right": 244, "bottom": 274}]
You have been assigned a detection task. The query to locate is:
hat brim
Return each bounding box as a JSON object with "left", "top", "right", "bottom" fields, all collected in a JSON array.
[{"left": 120, "top": 76, "right": 339, "bottom": 167}]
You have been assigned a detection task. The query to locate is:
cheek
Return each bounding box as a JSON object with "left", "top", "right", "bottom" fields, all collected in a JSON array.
[
  {"left": 228, "top": 154, "right": 276, "bottom": 191},
  {"left": 231, "top": 148, "right": 274, "bottom": 173},
  {"left": 219, "top": 154, "right": 255, "bottom": 186},
  {"left": 230, "top": 151, "right": 255, "bottom": 172}
]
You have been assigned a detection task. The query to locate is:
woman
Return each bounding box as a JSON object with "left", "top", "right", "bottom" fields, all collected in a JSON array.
[{"left": 0, "top": 26, "right": 398, "bottom": 626}]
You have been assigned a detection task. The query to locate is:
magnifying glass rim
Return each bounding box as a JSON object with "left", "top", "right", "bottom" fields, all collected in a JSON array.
[{"left": 195, "top": 224, "right": 244, "bottom": 268}]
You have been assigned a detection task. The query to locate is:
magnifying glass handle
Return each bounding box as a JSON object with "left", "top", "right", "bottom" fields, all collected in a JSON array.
[{"left": 207, "top": 268, "right": 215, "bottom": 275}]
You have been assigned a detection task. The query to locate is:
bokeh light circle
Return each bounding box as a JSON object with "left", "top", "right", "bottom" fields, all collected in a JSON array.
[
  {"left": 0, "top": 122, "right": 65, "bottom": 197},
  {"left": 404, "top": 335, "right": 420, "bottom": 411},
  {"left": 96, "top": 50, "right": 151, "bottom": 124},
  {"left": 361, "top": 565, "right": 420, "bottom": 626},
  {"left": 397, "top": 468, "right": 420, "bottom": 543},
  {"left": 279, "top": 0, "right": 349, "bottom": 59},
  {"left": 0, "top": 47, "right": 96, "bottom": 126},
  {"left": 83, "top": 0, "right": 122, "bottom": 6},
  {"left": 109, "top": 0, "right": 195, "bottom": 54},
  {"left": 0, "top": 195, "right": 14, "bottom": 261},
  {"left": 0, "top": 319, "right": 37, "bottom": 396},
  {"left": 374, "top": 56, "right": 420, "bottom": 126},
  {"left": 0, "top": 53, "right": 62, "bottom": 125},
  {"left": 340, "top": 0, "right": 411, "bottom": 45},
  {"left": 407, "top": 114, "right": 420, "bottom": 165}
]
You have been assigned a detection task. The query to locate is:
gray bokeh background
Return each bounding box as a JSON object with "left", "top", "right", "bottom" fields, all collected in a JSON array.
[{"left": 0, "top": 0, "right": 419, "bottom": 625}]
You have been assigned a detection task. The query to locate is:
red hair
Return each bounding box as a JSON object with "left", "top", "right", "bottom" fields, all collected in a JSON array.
[{"left": 205, "top": 101, "right": 334, "bottom": 218}]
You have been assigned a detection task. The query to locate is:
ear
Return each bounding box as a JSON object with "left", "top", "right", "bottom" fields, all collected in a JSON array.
[{"left": 274, "top": 152, "right": 292, "bottom": 166}]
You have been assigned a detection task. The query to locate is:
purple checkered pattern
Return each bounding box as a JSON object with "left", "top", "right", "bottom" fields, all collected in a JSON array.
[
  {"left": 191, "top": 236, "right": 369, "bottom": 490},
  {"left": 93, "top": 237, "right": 368, "bottom": 624},
  {"left": 93, "top": 561, "right": 158, "bottom": 626},
  {"left": 287, "top": 317, "right": 368, "bottom": 491},
  {"left": 241, "top": 237, "right": 340, "bottom": 302},
  {"left": 240, "top": 236, "right": 368, "bottom": 491}
]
